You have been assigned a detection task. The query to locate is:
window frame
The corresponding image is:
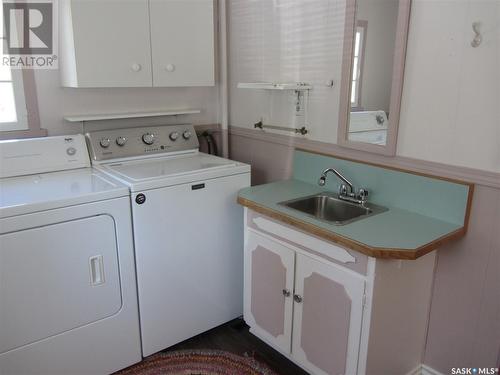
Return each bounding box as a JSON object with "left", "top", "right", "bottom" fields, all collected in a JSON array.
[{"left": 0, "top": 69, "right": 46, "bottom": 140}]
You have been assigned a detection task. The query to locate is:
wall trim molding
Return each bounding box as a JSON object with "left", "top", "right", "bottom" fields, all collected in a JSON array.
[{"left": 228, "top": 126, "right": 500, "bottom": 189}]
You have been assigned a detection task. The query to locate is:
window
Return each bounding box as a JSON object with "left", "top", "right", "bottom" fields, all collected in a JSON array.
[
  {"left": 0, "top": 1, "right": 45, "bottom": 139},
  {"left": 351, "top": 20, "right": 367, "bottom": 110},
  {"left": 0, "top": 65, "right": 29, "bottom": 131}
]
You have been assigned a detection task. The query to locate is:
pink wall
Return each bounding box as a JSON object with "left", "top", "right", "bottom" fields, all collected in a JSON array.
[
  {"left": 229, "top": 131, "right": 500, "bottom": 372},
  {"left": 424, "top": 184, "right": 500, "bottom": 371},
  {"left": 229, "top": 133, "right": 293, "bottom": 185},
  {"left": 228, "top": 2, "right": 500, "bottom": 371}
]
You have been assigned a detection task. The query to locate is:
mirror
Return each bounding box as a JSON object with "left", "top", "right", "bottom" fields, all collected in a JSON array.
[{"left": 338, "top": 0, "right": 411, "bottom": 155}]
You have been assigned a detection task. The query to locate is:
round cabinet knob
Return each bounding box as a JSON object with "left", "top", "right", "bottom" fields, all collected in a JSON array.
[
  {"left": 131, "top": 63, "right": 142, "bottom": 72},
  {"left": 142, "top": 133, "right": 155, "bottom": 145},
  {"left": 182, "top": 130, "right": 192, "bottom": 140},
  {"left": 116, "top": 136, "right": 127, "bottom": 147},
  {"left": 169, "top": 131, "right": 179, "bottom": 141},
  {"left": 165, "top": 64, "right": 175, "bottom": 72},
  {"left": 99, "top": 137, "right": 111, "bottom": 148}
]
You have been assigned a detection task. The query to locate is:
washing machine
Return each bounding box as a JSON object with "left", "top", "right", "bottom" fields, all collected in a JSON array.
[
  {"left": 0, "top": 135, "right": 141, "bottom": 375},
  {"left": 86, "top": 125, "right": 251, "bottom": 357}
]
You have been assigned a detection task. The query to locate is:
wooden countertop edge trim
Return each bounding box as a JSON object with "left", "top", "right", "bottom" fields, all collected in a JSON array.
[
  {"left": 237, "top": 196, "right": 466, "bottom": 260},
  {"left": 462, "top": 183, "right": 475, "bottom": 234}
]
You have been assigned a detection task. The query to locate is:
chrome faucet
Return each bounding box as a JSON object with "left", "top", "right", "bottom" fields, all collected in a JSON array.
[{"left": 318, "top": 167, "right": 369, "bottom": 205}]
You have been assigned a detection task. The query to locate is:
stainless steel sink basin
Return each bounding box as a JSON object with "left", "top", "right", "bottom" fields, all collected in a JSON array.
[{"left": 278, "top": 192, "right": 387, "bottom": 225}]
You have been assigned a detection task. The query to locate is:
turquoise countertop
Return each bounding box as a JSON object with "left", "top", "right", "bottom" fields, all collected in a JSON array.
[
  {"left": 293, "top": 150, "right": 469, "bottom": 225},
  {"left": 239, "top": 179, "right": 464, "bottom": 253},
  {"left": 238, "top": 150, "right": 472, "bottom": 258}
]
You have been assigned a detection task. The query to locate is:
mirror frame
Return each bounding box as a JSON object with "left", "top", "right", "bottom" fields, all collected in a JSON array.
[{"left": 337, "top": 0, "right": 411, "bottom": 156}]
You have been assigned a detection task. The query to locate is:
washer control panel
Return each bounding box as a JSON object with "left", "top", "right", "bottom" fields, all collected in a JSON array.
[{"left": 85, "top": 124, "right": 199, "bottom": 162}]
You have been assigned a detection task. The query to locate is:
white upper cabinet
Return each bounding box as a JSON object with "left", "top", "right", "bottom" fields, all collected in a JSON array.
[
  {"left": 150, "top": 0, "right": 215, "bottom": 87},
  {"left": 60, "top": 0, "right": 215, "bottom": 88},
  {"left": 61, "top": 0, "right": 153, "bottom": 88}
]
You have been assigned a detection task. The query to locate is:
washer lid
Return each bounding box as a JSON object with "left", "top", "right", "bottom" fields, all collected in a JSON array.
[
  {"left": 101, "top": 153, "right": 241, "bottom": 181},
  {"left": 97, "top": 152, "right": 250, "bottom": 192},
  {"left": 0, "top": 168, "right": 129, "bottom": 218}
]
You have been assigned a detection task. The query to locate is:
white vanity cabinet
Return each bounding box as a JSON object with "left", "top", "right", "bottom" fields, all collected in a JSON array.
[
  {"left": 244, "top": 232, "right": 295, "bottom": 355},
  {"left": 292, "top": 253, "right": 365, "bottom": 375},
  {"left": 245, "top": 230, "right": 364, "bottom": 375},
  {"left": 243, "top": 208, "right": 437, "bottom": 375},
  {"left": 60, "top": 0, "right": 214, "bottom": 88}
]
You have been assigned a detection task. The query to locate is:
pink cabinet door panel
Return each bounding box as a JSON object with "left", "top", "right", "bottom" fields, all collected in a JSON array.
[
  {"left": 244, "top": 231, "right": 295, "bottom": 354},
  {"left": 293, "top": 254, "right": 365, "bottom": 375}
]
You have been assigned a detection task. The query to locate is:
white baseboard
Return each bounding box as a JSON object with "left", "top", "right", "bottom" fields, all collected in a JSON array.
[
  {"left": 406, "top": 364, "right": 445, "bottom": 375},
  {"left": 406, "top": 365, "right": 422, "bottom": 375},
  {"left": 421, "top": 364, "right": 445, "bottom": 375}
]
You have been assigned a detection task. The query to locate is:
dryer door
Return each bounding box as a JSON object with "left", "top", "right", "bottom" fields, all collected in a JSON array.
[{"left": 0, "top": 215, "right": 122, "bottom": 354}]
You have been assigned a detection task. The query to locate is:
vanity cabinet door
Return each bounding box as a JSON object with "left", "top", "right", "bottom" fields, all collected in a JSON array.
[
  {"left": 292, "top": 254, "right": 365, "bottom": 375},
  {"left": 244, "top": 231, "right": 295, "bottom": 354}
]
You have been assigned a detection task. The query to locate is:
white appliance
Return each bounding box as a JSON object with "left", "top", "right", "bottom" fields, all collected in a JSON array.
[
  {"left": 0, "top": 135, "right": 141, "bottom": 375},
  {"left": 348, "top": 110, "right": 388, "bottom": 145},
  {"left": 86, "top": 125, "right": 251, "bottom": 357}
]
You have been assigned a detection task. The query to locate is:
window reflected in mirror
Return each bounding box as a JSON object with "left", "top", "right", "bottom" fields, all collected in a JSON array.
[{"left": 347, "top": 0, "right": 399, "bottom": 147}]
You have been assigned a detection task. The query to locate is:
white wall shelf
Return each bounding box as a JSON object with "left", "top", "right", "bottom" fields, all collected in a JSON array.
[
  {"left": 64, "top": 109, "right": 201, "bottom": 123},
  {"left": 237, "top": 82, "right": 312, "bottom": 91}
]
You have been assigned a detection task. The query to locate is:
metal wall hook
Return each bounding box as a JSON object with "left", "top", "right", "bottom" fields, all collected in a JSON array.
[{"left": 471, "top": 21, "right": 482, "bottom": 48}]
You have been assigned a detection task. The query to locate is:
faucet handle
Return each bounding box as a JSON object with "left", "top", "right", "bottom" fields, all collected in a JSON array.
[
  {"left": 339, "top": 184, "right": 349, "bottom": 196},
  {"left": 358, "top": 188, "right": 369, "bottom": 202}
]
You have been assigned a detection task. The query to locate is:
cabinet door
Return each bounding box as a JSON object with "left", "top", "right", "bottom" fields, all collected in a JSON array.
[
  {"left": 150, "top": 0, "right": 215, "bottom": 87},
  {"left": 69, "top": 0, "right": 152, "bottom": 87},
  {"left": 244, "top": 231, "right": 295, "bottom": 354},
  {"left": 293, "top": 254, "right": 365, "bottom": 375}
]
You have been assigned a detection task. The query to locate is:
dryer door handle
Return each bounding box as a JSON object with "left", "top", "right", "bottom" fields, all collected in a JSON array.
[{"left": 89, "top": 255, "right": 105, "bottom": 286}]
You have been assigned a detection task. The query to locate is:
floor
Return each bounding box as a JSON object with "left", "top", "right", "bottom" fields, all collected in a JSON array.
[{"left": 160, "top": 318, "right": 309, "bottom": 375}]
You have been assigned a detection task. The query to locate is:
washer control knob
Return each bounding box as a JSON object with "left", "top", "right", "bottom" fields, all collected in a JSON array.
[
  {"left": 116, "top": 136, "right": 127, "bottom": 146},
  {"left": 99, "top": 137, "right": 111, "bottom": 148},
  {"left": 169, "top": 131, "right": 179, "bottom": 141},
  {"left": 182, "top": 130, "right": 192, "bottom": 140},
  {"left": 142, "top": 133, "right": 155, "bottom": 145}
]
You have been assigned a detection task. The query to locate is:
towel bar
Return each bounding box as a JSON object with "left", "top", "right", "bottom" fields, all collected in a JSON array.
[{"left": 254, "top": 121, "right": 308, "bottom": 135}]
